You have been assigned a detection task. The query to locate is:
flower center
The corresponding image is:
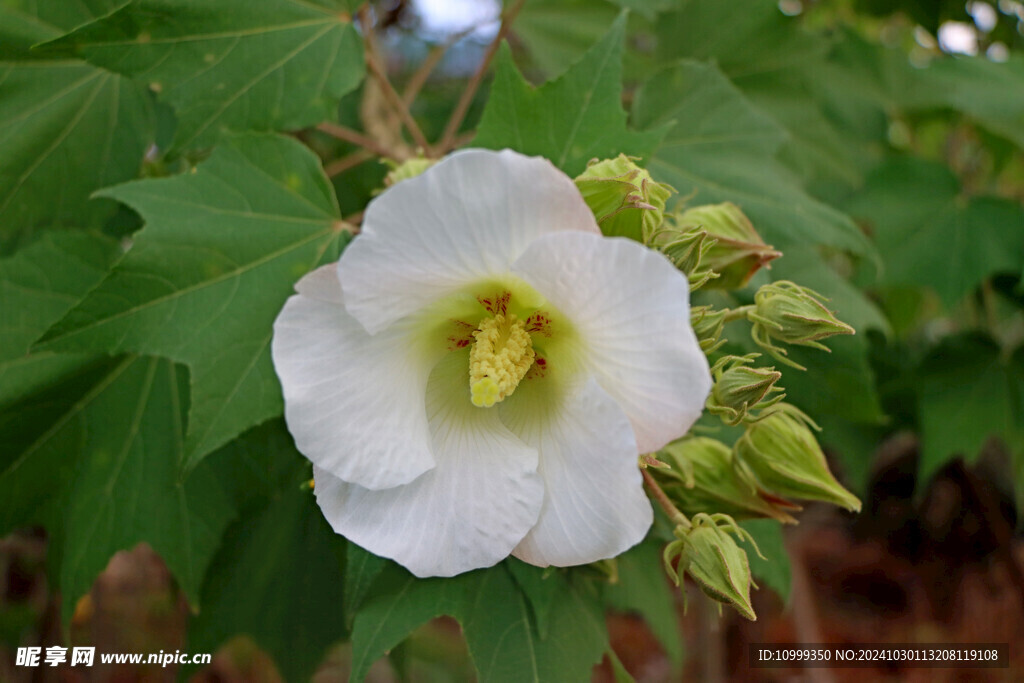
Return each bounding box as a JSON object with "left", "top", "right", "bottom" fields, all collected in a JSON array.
[{"left": 469, "top": 313, "right": 535, "bottom": 407}]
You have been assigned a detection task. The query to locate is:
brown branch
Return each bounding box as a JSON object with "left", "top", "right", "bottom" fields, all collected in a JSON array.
[
  {"left": 450, "top": 130, "right": 477, "bottom": 149},
  {"left": 317, "top": 122, "right": 393, "bottom": 158},
  {"left": 436, "top": 0, "right": 525, "bottom": 155},
  {"left": 325, "top": 148, "right": 374, "bottom": 177},
  {"left": 360, "top": 6, "right": 431, "bottom": 152},
  {"left": 401, "top": 23, "right": 481, "bottom": 106}
]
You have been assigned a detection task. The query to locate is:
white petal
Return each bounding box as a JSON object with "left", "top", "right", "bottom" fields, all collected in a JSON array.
[
  {"left": 313, "top": 351, "right": 544, "bottom": 577},
  {"left": 512, "top": 232, "right": 711, "bottom": 453},
  {"left": 271, "top": 265, "right": 434, "bottom": 490},
  {"left": 502, "top": 376, "right": 653, "bottom": 567},
  {"left": 339, "top": 149, "right": 600, "bottom": 334}
]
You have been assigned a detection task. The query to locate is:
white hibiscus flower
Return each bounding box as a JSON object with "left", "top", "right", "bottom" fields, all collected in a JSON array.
[{"left": 271, "top": 149, "right": 711, "bottom": 577}]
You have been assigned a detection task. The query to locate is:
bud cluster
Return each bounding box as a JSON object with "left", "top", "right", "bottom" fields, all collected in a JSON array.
[
  {"left": 650, "top": 402, "right": 860, "bottom": 618},
  {"left": 657, "top": 437, "right": 799, "bottom": 524},
  {"left": 572, "top": 156, "right": 860, "bottom": 623}
]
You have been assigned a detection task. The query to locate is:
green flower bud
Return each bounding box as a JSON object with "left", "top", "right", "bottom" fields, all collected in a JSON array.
[
  {"left": 657, "top": 437, "right": 799, "bottom": 524},
  {"left": 575, "top": 155, "right": 673, "bottom": 242},
  {"left": 734, "top": 405, "right": 861, "bottom": 512},
  {"left": 383, "top": 156, "right": 436, "bottom": 188},
  {"left": 663, "top": 513, "right": 763, "bottom": 621},
  {"left": 706, "top": 354, "right": 785, "bottom": 425},
  {"left": 748, "top": 281, "right": 855, "bottom": 370},
  {"left": 675, "top": 203, "right": 780, "bottom": 290},
  {"left": 651, "top": 224, "right": 716, "bottom": 289},
  {"left": 690, "top": 306, "right": 727, "bottom": 353}
]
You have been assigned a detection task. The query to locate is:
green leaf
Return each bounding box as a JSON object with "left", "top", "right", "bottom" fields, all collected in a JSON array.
[
  {"left": 345, "top": 542, "right": 388, "bottom": 629},
  {"left": 0, "top": 230, "right": 120, "bottom": 420},
  {"left": 739, "top": 520, "right": 791, "bottom": 603},
  {"left": 59, "top": 357, "right": 237, "bottom": 621},
  {"left": 349, "top": 566, "right": 466, "bottom": 682},
  {"left": 843, "top": 157, "right": 1024, "bottom": 307},
  {"left": 350, "top": 566, "right": 608, "bottom": 683},
  {"left": 513, "top": 0, "right": 620, "bottom": 81},
  {"left": 0, "top": 231, "right": 121, "bottom": 361},
  {"left": 208, "top": 419, "right": 312, "bottom": 514},
  {"left": 737, "top": 70, "right": 873, "bottom": 187},
  {"left": 605, "top": 647, "right": 636, "bottom": 683},
  {"left": 44, "top": 0, "right": 364, "bottom": 151},
  {"left": 655, "top": 0, "right": 830, "bottom": 80},
  {"left": 0, "top": 354, "right": 239, "bottom": 622},
  {"left": 654, "top": 3, "right": 875, "bottom": 187},
  {"left": 36, "top": 133, "right": 346, "bottom": 468},
  {"left": 188, "top": 486, "right": 348, "bottom": 683},
  {"left": 908, "top": 55, "right": 1024, "bottom": 150},
  {"left": 0, "top": 356, "right": 123, "bottom": 536},
  {"left": 0, "top": 1, "right": 125, "bottom": 61},
  {"left": 474, "top": 13, "right": 666, "bottom": 176},
  {"left": 606, "top": 0, "right": 675, "bottom": 21},
  {"left": 916, "top": 334, "right": 1024, "bottom": 484},
  {"left": 604, "top": 540, "right": 684, "bottom": 671},
  {"left": 633, "top": 60, "right": 872, "bottom": 257},
  {"left": 505, "top": 558, "right": 559, "bottom": 638},
  {"left": 0, "top": 4, "right": 154, "bottom": 247}
]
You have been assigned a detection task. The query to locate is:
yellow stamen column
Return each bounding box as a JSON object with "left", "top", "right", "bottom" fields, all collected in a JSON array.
[{"left": 469, "top": 314, "right": 535, "bottom": 407}]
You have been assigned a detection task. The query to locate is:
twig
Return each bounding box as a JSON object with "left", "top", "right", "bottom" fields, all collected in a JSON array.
[
  {"left": 360, "top": 6, "right": 431, "bottom": 152},
  {"left": 450, "top": 130, "right": 476, "bottom": 149},
  {"left": 436, "top": 0, "right": 526, "bottom": 155},
  {"left": 317, "top": 122, "right": 393, "bottom": 158},
  {"left": 401, "top": 23, "right": 481, "bottom": 106},
  {"left": 325, "top": 148, "right": 374, "bottom": 176}
]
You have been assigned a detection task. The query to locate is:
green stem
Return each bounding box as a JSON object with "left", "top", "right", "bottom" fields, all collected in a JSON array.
[
  {"left": 723, "top": 305, "right": 755, "bottom": 323},
  {"left": 642, "top": 468, "right": 691, "bottom": 529}
]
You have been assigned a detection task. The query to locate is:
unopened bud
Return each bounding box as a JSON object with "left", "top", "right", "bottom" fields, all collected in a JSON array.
[
  {"left": 690, "top": 306, "right": 727, "bottom": 353},
  {"left": 748, "top": 281, "right": 855, "bottom": 369},
  {"left": 383, "top": 156, "right": 436, "bottom": 188},
  {"left": 707, "top": 354, "right": 785, "bottom": 425},
  {"left": 575, "top": 155, "right": 673, "bottom": 242},
  {"left": 663, "top": 513, "right": 762, "bottom": 621},
  {"left": 650, "top": 224, "right": 716, "bottom": 289},
  {"left": 734, "top": 405, "right": 861, "bottom": 512},
  {"left": 675, "top": 203, "right": 780, "bottom": 289},
  {"left": 657, "top": 437, "right": 799, "bottom": 524}
]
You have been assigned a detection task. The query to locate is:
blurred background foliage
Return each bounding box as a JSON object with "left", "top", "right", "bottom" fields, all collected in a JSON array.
[{"left": 1, "top": 0, "right": 1023, "bottom": 680}]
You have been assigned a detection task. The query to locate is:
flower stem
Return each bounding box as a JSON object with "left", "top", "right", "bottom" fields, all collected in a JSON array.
[
  {"left": 723, "top": 305, "right": 756, "bottom": 323},
  {"left": 642, "top": 467, "right": 691, "bottom": 529}
]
